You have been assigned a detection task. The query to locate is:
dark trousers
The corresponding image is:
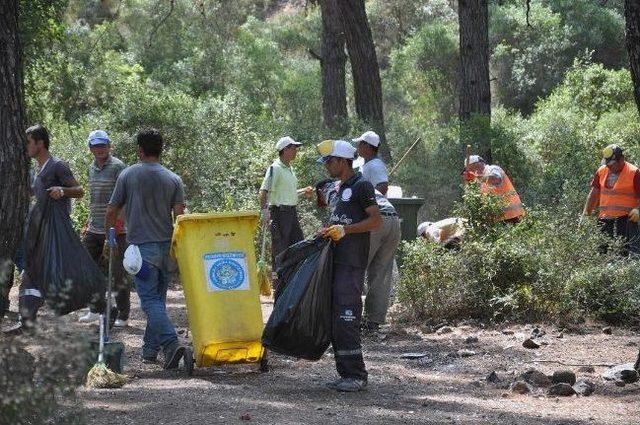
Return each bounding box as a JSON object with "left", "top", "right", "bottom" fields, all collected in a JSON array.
[
  {"left": 332, "top": 263, "right": 368, "bottom": 381},
  {"left": 598, "top": 216, "right": 640, "bottom": 255},
  {"left": 83, "top": 231, "right": 131, "bottom": 320},
  {"left": 270, "top": 206, "right": 304, "bottom": 297}
]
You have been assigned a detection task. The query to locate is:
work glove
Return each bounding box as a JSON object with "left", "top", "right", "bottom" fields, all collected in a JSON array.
[
  {"left": 260, "top": 208, "right": 271, "bottom": 225},
  {"left": 324, "top": 224, "right": 346, "bottom": 242},
  {"left": 630, "top": 208, "right": 640, "bottom": 223}
]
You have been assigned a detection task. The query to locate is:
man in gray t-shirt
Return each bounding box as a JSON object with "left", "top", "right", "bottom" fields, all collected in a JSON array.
[{"left": 106, "top": 128, "right": 187, "bottom": 370}]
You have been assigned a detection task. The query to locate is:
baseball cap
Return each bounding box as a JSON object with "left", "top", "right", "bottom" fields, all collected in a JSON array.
[
  {"left": 417, "top": 222, "right": 433, "bottom": 237},
  {"left": 352, "top": 131, "right": 380, "bottom": 147},
  {"left": 317, "top": 139, "right": 357, "bottom": 163},
  {"left": 88, "top": 129, "right": 110, "bottom": 146},
  {"left": 275, "top": 136, "right": 302, "bottom": 151},
  {"left": 465, "top": 155, "right": 485, "bottom": 166},
  {"left": 602, "top": 144, "right": 623, "bottom": 165},
  {"left": 123, "top": 245, "right": 151, "bottom": 280}
]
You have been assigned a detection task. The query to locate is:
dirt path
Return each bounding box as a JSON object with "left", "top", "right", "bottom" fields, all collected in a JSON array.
[{"left": 65, "top": 287, "right": 639, "bottom": 425}]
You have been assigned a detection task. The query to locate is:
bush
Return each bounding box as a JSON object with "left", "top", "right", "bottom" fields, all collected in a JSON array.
[{"left": 396, "top": 185, "right": 640, "bottom": 324}]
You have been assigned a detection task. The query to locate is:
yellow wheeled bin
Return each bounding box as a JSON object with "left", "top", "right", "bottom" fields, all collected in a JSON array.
[{"left": 171, "top": 212, "right": 267, "bottom": 373}]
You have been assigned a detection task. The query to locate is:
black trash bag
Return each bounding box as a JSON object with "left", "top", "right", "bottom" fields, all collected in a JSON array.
[
  {"left": 262, "top": 237, "right": 333, "bottom": 360},
  {"left": 24, "top": 197, "right": 106, "bottom": 315}
]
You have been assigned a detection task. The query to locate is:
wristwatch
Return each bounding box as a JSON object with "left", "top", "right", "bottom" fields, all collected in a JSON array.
[{"left": 59, "top": 188, "right": 65, "bottom": 197}]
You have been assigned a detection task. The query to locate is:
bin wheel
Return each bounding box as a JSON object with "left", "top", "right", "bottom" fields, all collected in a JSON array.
[
  {"left": 259, "top": 351, "right": 269, "bottom": 373},
  {"left": 183, "top": 348, "right": 194, "bottom": 377}
]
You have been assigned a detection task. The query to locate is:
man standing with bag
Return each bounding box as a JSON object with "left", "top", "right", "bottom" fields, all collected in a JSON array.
[
  {"left": 259, "top": 136, "right": 312, "bottom": 296},
  {"left": 106, "top": 128, "right": 186, "bottom": 369},
  {"left": 317, "top": 139, "right": 381, "bottom": 392},
  {"left": 78, "top": 130, "right": 131, "bottom": 327}
]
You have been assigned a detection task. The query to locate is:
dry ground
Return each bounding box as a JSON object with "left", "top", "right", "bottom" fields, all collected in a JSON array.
[{"left": 5, "top": 285, "right": 640, "bottom": 425}]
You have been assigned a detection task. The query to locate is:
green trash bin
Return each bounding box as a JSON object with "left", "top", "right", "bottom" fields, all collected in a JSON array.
[{"left": 389, "top": 197, "right": 425, "bottom": 242}]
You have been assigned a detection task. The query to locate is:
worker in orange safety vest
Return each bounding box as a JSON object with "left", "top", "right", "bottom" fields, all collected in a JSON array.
[
  {"left": 462, "top": 155, "right": 525, "bottom": 223},
  {"left": 583, "top": 144, "right": 640, "bottom": 255}
]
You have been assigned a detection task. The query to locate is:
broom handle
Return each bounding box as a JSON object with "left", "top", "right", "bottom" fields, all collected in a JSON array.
[
  {"left": 98, "top": 312, "right": 105, "bottom": 363},
  {"left": 389, "top": 137, "right": 421, "bottom": 176},
  {"left": 106, "top": 227, "right": 116, "bottom": 342}
]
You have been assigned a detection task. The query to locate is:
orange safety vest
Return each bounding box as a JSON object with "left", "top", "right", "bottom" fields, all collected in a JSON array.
[
  {"left": 596, "top": 162, "right": 640, "bottom": 219},
  {"left": 481, "top": 169, "right": 525, "bottom": 221}
]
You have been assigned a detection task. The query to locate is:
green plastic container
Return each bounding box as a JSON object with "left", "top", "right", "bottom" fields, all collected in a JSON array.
[{"left": 389, "top": 197, "right": 425, "bottom": 242}]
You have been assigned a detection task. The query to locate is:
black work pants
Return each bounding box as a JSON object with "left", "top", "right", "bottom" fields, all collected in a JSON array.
[
  {"left": 270, "top": 206, "right": 304, "bottom": 298},
  {"left": 83, "top": 231, "right": 131, "bottom": 320},
  {"left": 598, "top": 216, "right": 640, "bottom": 256},
  {"left": 331, "top": 263, "right": 368, "bottom": 381}
]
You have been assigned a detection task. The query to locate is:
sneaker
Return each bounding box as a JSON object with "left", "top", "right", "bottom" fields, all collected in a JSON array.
[
  {"left": 163, "top": 342, "right": 186, "bottom": 370},
  {"left": 325, "top": 378, "right": 343, "bottom": 390},
  {"left": 113, "top": 319, "right": 128, "bottom": 328},
  {"left": 335, "top": 378, "right": 367, "bottom": 392},
  {"left": 78, "top": 311, "right": 100, "bottom": 323}
]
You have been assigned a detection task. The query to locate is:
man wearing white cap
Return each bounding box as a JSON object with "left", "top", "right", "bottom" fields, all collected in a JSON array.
[
  {"left": 78, "top": 130, "right": 131, "bottom": 327},
  {"left": 316, "top": 139, "right": 381, "bottom": 392},
  {"left": 353, "top": 131, "right": 389, "bottom": 196},
  {"left": 259, "top": 136, "right": 313, "bottom": 297},
  {"left": 463, "top": 155, "right": 525, "bottom": 223},
  {"left": 353, "top": 130, "right": 400, "bottom": 333}
]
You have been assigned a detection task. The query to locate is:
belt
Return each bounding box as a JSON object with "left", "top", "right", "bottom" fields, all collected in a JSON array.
[{"left": 269, "top": 205, "right": 296, "bottom": 210}]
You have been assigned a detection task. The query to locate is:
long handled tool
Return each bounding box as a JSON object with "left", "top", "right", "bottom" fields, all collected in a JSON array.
[
  {"left": 86, "top": 227, "right": 127, "bottom": 388},
  {"left": 257, "top": 222, "right": 273, "bottom": 297},
  {"left": 389, "top": 137, "right": 422, "bottom": 177}
]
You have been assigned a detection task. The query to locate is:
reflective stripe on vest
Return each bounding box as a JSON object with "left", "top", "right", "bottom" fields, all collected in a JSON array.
[
  {"left": 482, "top": 172, "right": 525, "bottom": 221},
  {"left": 597, "top": 162, "right": 640, "bottom": 219}
]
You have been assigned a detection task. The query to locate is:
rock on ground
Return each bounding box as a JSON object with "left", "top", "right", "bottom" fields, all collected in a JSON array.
[
  {"left": 551, "top": 370, "right": 576, "bottom": 386},
  {"left": 520, "top": 369, "right": 552, "bottom": 388},
  {"left": 510, "top": 381, "right": 532, "bottom": 394},
  {"left": 522, "top": 338, "right": 541, "bottom": 349},
  {"left": 547, "top": 383, "right": 577, "bottom": 397},
  {"left": 573, "top": 379, "right": 595, "bottom": 396},
  {"left": 602, "top": 363, "right": 639, "bottom": 384}
]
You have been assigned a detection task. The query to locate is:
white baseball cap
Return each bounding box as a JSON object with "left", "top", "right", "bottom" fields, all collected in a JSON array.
[
  {"left": 275, "top": 136, "right": 302, "bottom": 151},
  {"left": 417, "top": 222, "right": 432, "bottom": 237},
  {"left": 317, "top": 139, "right": 357, "bottom": 163},
  {"left": 352, "top": 131, "right": 380, "bottom": 147},
  {"left": 465, "top": 155, "right": 485, "bottom": 166}
]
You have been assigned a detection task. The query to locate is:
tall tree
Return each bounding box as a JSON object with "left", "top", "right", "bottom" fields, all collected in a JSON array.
[
  {"left": 0, "top": 0, "right": 29, "bottom": 263},
  {"left": 319, "top": 0, "right": 348, "bottom": 134},
  {"left": 458, "top": 0, "right": 492, "bottom": 162},
  {"left": 625, "top": 0, "right": 640, "bottom": 118},
  {"left": 337, "top": 0, "right": 391, "bottom": 162}
]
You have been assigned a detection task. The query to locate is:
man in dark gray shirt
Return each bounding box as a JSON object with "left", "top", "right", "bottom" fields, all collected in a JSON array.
[{"left": 106, "top": 128, "right": 186, "bottom": 369}]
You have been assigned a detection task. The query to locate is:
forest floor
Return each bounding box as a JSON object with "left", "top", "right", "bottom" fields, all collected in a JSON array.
[{"left": 6, "top": 286, "right": 640, "bottom": 425}]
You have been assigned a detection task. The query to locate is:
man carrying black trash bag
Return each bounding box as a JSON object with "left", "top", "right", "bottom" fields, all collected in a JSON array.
[
  {"left": 316, "top": 139, "right": 381, "bottom": 392},
  {"left": 11, "top": 124, "right": 87, "bottom": 332}
]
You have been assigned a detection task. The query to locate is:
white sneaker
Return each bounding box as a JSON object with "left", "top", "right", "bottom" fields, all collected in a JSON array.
[
  {"left": 113, "top": 319, "right": 128, "bottom": 328},
  {"left": 78, "top": 311, "right": 100, "bottom": 323}
]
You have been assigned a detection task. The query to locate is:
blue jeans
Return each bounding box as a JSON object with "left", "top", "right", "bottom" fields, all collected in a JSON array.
[{"left": 136, "top": 242, "right": 178, "bottom": 358}]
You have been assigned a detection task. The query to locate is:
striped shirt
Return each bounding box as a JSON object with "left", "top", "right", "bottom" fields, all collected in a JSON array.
[{"left": 88, "top": 156, "right": 126, "bottom": 234}]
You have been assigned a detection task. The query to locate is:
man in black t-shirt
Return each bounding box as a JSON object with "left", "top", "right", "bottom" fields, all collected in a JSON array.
[{"left": 316, "top": 139, "right": 381, "bottom": 392}]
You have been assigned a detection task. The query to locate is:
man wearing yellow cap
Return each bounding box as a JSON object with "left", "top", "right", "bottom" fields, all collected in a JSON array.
[
  {"left": 583, "top": 144, "right": 640, "bottom": 254},
  {"left": 316, "top": 139, "right": 381, "bottom": 392}
]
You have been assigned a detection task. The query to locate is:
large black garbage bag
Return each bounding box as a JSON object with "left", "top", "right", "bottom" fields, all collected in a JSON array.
[
  {"left": 262, "top": 237, "right": 333, "bottom": 360},
  {"left": 24, "top": 198, "right": 106, "bottom": 315}
]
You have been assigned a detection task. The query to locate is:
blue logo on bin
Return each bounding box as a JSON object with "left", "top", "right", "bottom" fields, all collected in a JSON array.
[{"left": 209, "top": 258, "right": 245, "bottom": 290}]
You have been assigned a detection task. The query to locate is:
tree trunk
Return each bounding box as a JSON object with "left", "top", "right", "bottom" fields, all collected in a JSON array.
[
  {"left": 625, "top": 0, "right": 640, "bottom": 118},
  {"left": 458, "top": 0, "right": 492, "bottom": 162},
  {"left": 337, "top": 0, "right": 390, "bottom": 162},
  {"left": 0, "top": 0, "right": 29, "bottom": 264},
  {"left": 319, "top": 0, "right": 348, "bottom": 134}
]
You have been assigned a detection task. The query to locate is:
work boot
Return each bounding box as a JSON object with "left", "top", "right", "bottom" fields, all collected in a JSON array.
[
  {"left": 325, "top": 378, "right": 343, "bottom": 390},
  {"left": 335, "top": 378, "right": 367, "bottom": 392},
  {"left": 163, "top": 341, "right": 186, "bottom": 370}
]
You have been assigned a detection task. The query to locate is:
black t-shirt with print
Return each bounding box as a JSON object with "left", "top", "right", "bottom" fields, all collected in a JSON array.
[{"left": 330, "top": 172, "right": 377, "bottom": 268}]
